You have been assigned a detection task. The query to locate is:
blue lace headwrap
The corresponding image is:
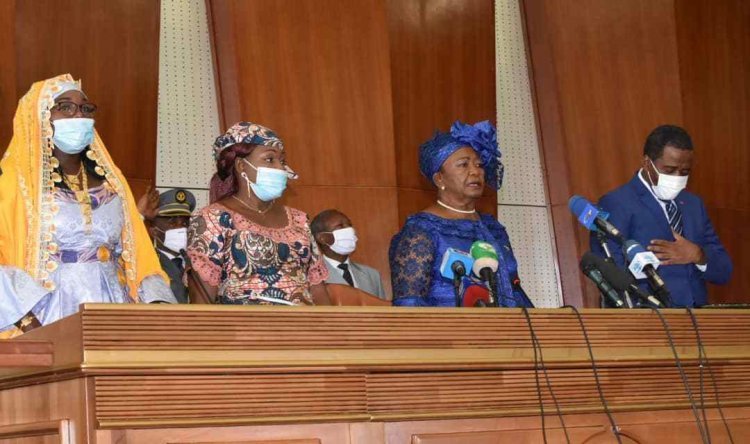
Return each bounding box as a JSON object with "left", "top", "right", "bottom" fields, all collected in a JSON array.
[{"left": 418, "top": 120, "right": 504, "bottom": 190}]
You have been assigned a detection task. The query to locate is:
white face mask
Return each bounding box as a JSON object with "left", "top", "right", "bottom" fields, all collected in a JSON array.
[
  {"left": 52, "top": 117, "right": 95, "bottom": 154},
  {"left": 162, "top": 228, "right": 188, "bottom": 253},
  {"left": 647, "top": 158, "right": 688, "bottom": 201},
  {"left": 241, "top": 159, "right": 288, "bottom": 201},
  {"left": 325, "top": 227, "right": 358, "bottom": 255}
]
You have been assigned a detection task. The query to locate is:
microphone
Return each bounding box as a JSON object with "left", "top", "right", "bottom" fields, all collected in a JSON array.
[
  {"left": 439, "top": 248, "right": 474, "bottom": 280},
  {"left": 439, "top": 248, "right": 473, "bottom": 308},
  {"left": 569, "top": 195, "right": 625, "bottom": 243},
  {"left": 623, "top": 240, "right": 670, "bottom": 303},
  {"left": 463, "top": 284, "right": 491, "bottom": 307},
  {"left": 595, "top": 255, "right": 664, "bottom": 308},
  {"left": 470, "top": 241, "right": 499, "bottom": 307},
  {"left": 580, "top": 252, "right": 625, "bottom": 308}
]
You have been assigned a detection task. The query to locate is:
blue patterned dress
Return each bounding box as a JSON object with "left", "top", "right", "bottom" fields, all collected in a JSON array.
[{"left": 389, "top": 212, "right": 532, "bottom": 307}]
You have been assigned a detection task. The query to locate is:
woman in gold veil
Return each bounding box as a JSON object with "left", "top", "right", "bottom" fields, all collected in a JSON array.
[{"left": 0, "top": 74, "right": 176, "bottom": 338}]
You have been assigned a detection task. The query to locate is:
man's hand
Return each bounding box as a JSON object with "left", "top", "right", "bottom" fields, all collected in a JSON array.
[
  {"left": 137, "top": 185, "right": 160, "bottom": 221},
  {"left": 648, "top": 231, "right": 706, "bottom": 266}
]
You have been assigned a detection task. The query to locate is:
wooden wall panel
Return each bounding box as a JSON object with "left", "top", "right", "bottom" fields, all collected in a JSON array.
[
  {"left": 209, "top": 0, "right": 396, "bottom": 188},
  {"left": 0, "top": 0, "right": 161, "bottom": 198},
  {"left": 388, "top": 0, "right": 497, "bottom": 222},
  {"left": 525, "top": 0, "right": 685, "bottom": 307},
  {"left": 675, "top": 0, "right": 750, "bottom": 303},
  {"left": 0, "top": 378, "right": 89, "bottom": 443},
  {"left": 209, "top": 0, "right": 497, "bottom": 299},
  {"left": 0, "top": 1, "right": 16, "bottom": 153},
  {"left": 208, "top": 0, "right": 399, "bottom": 297},
  {"left": 285, "top": 186, "right": 398, "bottom": 296},
  {"left": 522, "top": 0, "right": 750, "bottom": 306}
]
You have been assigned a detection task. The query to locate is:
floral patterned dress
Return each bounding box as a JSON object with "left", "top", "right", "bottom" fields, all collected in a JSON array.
[{"left": 187, "top": 204, "right": 328, "bottom": 305}]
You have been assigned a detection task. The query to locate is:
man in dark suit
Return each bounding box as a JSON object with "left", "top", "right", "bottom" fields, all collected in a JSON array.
[
  {"left": 311, "top": 209, "right": 386, "bottom": 300},
  {"left": 140, "top": 188, "right": 196, "bottom": 304},
  {"left": 592, "top": 125, "right": 732, "bottom": 307}
]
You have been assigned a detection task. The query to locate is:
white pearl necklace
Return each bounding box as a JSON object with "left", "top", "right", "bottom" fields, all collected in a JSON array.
[{"left": 437, "top": 200, "right": 477, "bottom": 214}]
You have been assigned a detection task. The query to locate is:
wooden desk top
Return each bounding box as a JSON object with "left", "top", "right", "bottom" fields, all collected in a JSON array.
[{"left": 2, "top": 305, "right": 749, "bottom": 428}]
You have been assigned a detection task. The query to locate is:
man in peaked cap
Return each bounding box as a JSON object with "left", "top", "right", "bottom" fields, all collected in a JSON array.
[{"left": 140, "top": 188, "right": 196, "bottom": 303}]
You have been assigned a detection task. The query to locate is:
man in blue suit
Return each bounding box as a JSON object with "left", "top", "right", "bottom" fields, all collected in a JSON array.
[{"left": 592, "top": 125, "right": 732, "bottom": 307}]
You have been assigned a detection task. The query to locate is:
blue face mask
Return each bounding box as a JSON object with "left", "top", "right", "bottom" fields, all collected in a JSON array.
[
  {"left": 241, "top": 159, "right": 288, "bottom": 201},
  {"left": 52, "top": 118, "right": 95, "bottom": 154}
]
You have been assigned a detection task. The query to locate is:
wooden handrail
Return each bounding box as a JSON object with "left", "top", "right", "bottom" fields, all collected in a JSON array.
[
  {"left": 0, "top": 419, "right": 68, "bottom": 440},
  {"left": 0, "top": 340, "right": 53, "bottom": 367}
]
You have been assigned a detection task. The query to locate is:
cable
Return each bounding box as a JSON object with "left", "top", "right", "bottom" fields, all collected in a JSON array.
[
  {"left": 690, "top": 309, "right": 711, "bottom": 443},
  {"left": 563, "top": 305, "right": 622, "bottom": 443},
  {"left": 650, "top": 307, "right": 710, "bottom": 444},
  {"left": 686, "top": 308, "right": 735, "bottom": 444},
  {"left": 521, "top": 307, "right": 571, "bottom": 444},
  {"left": 523, "top": 307, "right": 547, "bottom": 444}
]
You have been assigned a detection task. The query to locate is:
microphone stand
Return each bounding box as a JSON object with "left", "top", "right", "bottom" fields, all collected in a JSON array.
[
  {"left": 453, "top": 275, "right": 464, "bottom": 307},
  {"left": 487, "top": 274, "right": 498, "bottom": 307},
  {"left": 451, "top": 261, "right": 466, "bottom": 307},
  {"left": 596, "top": 231, "right": 615, "bottom": 264},
  {"left": 596, "top": 232, "right": 634, "bottom": 308}
]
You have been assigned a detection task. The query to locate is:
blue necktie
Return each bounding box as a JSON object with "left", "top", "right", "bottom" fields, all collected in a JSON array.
[{"left": 663, "top": 200, "right": 684, "bottom": 235}]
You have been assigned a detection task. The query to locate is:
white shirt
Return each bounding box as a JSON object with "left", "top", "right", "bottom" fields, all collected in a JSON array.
[
  {"left": 637, "top": 169, "right": 706, "bottom": 272},
  {"left": 323, "top": 255, "right": 359, "bottom": 288},
  {"left": 637, "top": 169, "right": 672, "bottom": 219}
]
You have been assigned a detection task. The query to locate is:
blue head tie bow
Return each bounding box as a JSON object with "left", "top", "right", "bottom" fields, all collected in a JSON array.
[{"left": 418, "top": 120, "right": 504, "bottom": 190}]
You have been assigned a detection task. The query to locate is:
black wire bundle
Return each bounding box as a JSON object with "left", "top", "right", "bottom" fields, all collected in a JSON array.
[
  {"left": 686, "top": 308, "right": 735, "bottom": 444},
  {"left": 650, "top": 307, "right": 710, "bottom": 444},
  {"left": 521, "top": 307, "right": 570, "bottom": 444},
  {"left": 563, "top": 305, "right": 623, "bottom": 443}
]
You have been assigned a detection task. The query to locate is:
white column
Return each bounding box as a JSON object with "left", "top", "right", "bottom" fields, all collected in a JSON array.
[{"left": 495, "top": 0, "right": 562, "bottom": 307}]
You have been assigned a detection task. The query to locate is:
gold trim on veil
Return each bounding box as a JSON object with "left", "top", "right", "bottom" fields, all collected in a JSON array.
[{"left": 0, "top": 74, "right": 166, "bottom": 300}]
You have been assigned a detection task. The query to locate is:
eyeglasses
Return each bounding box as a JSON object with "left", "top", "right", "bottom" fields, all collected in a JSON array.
[{"left": 51, "top": 101, "right": 98, "bottom": 117}]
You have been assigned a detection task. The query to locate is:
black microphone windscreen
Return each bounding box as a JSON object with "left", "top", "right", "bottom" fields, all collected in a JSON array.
[
  {"left": 597, "top": 260, "right": 635, "bottom": 292},
  {"left": 579, "top": 252, "right": 600, "bottom": 271},
  {"left": 451, "top": 260, "right": 466, "bottom": 276},
  {"left": 581, "top": 252, "right": 633, "bottom": 292}
]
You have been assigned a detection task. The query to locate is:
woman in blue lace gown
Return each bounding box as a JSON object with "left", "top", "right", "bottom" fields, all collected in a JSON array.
[{"left": 389, "top": 121, "right": 533, "bottom": 308}]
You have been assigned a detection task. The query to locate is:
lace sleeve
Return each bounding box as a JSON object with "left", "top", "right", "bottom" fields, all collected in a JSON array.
[
  {"left": 138, "top": 274, "right": 178, "bottom": 304},
  {"left": 389, "top": 224, "right": 435, "bottom": 306}
]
